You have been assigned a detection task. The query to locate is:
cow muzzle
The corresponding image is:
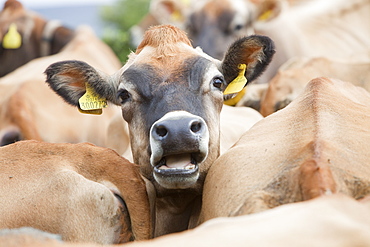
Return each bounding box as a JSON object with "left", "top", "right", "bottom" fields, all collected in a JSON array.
[{"left": 150, "top": 111, "right": 209, "bottom": 189}]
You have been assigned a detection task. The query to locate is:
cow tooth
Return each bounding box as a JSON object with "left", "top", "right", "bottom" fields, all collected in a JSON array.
[{"left": 186, "top": 164, "right": 195, "bottom": 170}]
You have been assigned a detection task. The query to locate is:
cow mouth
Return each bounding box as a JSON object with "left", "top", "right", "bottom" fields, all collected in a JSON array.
[{"left": 153, "top": 153, "right": 199, "bottom": 175}]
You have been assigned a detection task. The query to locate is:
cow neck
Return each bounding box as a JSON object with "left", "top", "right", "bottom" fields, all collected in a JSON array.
[{"left": 154, "top": 192, "right": 202, "bottom": 237}]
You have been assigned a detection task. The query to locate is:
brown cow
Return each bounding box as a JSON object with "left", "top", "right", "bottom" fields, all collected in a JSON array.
[
  {"left": 199, "top": 77, "right": 370, "bottom": 222},
  {"left": 0, "top": 140, "right": 154, "bottom": 244},
  {"left": 3, "top": 195, "right": 370, "bottom": 246},
  {"left": 44, "top": 25, "right": 275, "bottom": 236},
  {"left": 0, "top": 0, "right": 74, "bottom": 77},
  {"left": 259, "top": 55, "right": 370, "bottom": 116},
  {"left": 0, "top": 25, "right": 122, "bottom": 147}
]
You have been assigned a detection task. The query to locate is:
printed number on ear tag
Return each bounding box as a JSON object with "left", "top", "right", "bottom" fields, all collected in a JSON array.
[
  {"left": 78, "top": 83, "right": 107, "bottom": 115},
  {"left": 224, "top": 64, "right": 247, "bottom": 95},
  {"left": 3, "top": 23, "right": 22, "bottom": 49}
]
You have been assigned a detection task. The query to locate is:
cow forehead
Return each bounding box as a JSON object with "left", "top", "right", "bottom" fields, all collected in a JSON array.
[{"left": 120, "top": 55, "right": 219, "bottom": 99}]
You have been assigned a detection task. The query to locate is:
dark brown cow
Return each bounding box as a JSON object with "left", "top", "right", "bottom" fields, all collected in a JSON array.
[
  {"left": 44, "top": 25, "right": 275, "bottom": 236},
  {"left": 0, "top": 0, "right": 74, "bottom": 77},
  {"left": 0, "top": 140, "right": 153, "bottom": 244}
]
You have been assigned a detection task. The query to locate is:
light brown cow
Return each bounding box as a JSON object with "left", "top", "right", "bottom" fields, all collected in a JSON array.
[
  {"left": 0, "top": 140, "right": 153, "bottom": 244},
  {"left": 199, "top": 77, "right": 370, "bottom": 222},
  {"left": 44, "top": 25, "right": 275, "bottom": 236},
  {"left": 0, "top": 0, "right": 74, "bottom": 77},
  {"left": 0, "top": 25, "right": 122, "bottom": 147},
  {"left": 259, "top": 55, "right": 370, "bottom": 116},
  {"left": 3, "top": 195, "right": 370, "bottom": 247}
]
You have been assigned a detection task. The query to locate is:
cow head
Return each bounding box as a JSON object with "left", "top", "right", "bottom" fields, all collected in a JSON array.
[
  {"left": 0, "top": 0, "right": 74, "bottom": 77},
  {"left": 186, "top": 0, "right": 284, "bottom": 59},
  {"left": 45, "top": 25, "right": 274, "bottom": 195}
]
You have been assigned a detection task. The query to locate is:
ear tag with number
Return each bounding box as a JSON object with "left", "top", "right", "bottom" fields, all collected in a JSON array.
[
  {"left": 78, "top": 83, "right": 107, "bottom": 115},
  {"left": 3, "top": 23, "right": 22, "bottom": 49},
  {"left": 224, "top": 64, "right": 247, "bottom": 95}
]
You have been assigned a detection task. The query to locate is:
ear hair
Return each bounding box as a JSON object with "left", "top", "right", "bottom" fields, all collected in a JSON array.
[
  {"left": 222, "top": 35, "right": 275, "bottom": 84},
  {"left": 45, "top": 60, "right": 116, "bottom": 106}
]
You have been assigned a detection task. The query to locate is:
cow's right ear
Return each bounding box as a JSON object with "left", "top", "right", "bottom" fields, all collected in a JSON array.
[
  {"left": 45, "top": 60, "right": 120, "bottom": 107},
  {"left": 221, "top": 35, "right": 275, "bottom": 87}
]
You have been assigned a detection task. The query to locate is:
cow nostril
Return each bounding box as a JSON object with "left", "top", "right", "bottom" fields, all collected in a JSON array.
[
  {"left": 190, "top": 121, "right": 202, "bottom": 133},
  {"left": 156, "top": 126, "right": 168, "bottom": 137}
]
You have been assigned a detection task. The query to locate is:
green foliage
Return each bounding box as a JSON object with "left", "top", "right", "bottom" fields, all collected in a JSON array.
[{"left": 100, "top": 0, "right": 150, "bottom": 63}]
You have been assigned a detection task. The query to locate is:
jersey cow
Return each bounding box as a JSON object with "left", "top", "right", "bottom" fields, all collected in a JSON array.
[
  {"left": 0, "top": 140, "right": 153, "bottom": 244},
  {"left": 0, "top": 25, "right": 121, "bottom": 147},
  {"left": 45, "top": 25, "right": 275, "bottom": 236},
  {"left": 199, "top": 77, "right": 370, "bottom": 222},
  {"left": 0, "top": 0, "right": 74, "bottom": 77},
  {"left": 260, "top": 55, "right": 370, "bottom": 116}
]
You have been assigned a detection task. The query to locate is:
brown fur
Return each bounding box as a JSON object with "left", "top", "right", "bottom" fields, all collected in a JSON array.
[
  {"left": 3, "top": 195, "right": 370, "bottom": 246},
  {"left": 200, "top": 77, "right": 370, "bottom": 222},
  {"left": 260, "top": 56, "right": 370, "bottom": 116},
  {"left": 0, "top": 140, "right": 153, "bottom": 243},
  {"left": 136, "top": 25, "right": 192, "bottom": 55}
]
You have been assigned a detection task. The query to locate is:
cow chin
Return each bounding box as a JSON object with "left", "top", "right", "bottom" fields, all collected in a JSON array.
[{"left": 153, "top": 166, "right": 200, "bottom": 189}]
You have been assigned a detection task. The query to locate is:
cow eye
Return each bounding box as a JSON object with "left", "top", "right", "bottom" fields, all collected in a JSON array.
[
  {"left": 118, "top": 89, "right": 131, "bottom": 104},
  {"left": 212, "top": 77, "right": 224, "bottom": 89},
  {"left": 234, "top": 24, "right": 244, "bottom": 31}
]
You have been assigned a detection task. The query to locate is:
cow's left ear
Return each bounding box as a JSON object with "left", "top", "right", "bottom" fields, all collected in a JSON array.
[{"left": 221, "top": 35, "right": 275, "bottom": 86}]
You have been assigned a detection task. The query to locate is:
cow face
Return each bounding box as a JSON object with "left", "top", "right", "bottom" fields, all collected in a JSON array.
[
  {"left": 185, "top": 0, "right": 282, "bottom": 60},
  {"left": 45, "top": 25, "right": 274, "bottom": 195}
]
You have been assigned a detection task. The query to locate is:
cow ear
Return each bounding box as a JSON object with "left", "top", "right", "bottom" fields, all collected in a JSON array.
[
  {"left": 221, "top": 35, "right": 275, "bottom": 87},
  {"left": 45, "top": 60, "right": 119, "bottom": 108}
]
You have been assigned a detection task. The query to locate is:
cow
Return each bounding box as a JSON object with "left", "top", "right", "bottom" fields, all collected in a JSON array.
[
  {"left": 0, "top": 25, "right": 122, "bottom": 147},
  {"left": 199, "top": 77, "right": 370, "bottom": 223},
  {"left": 3, "top": 195, "right": 370, "bottom": 247},
  {"left": 260, "top": 55, "right": 370, "bottom": 116},
  {"left": 0, "top": 0, "right": 75, "bottom": 77},
  {"left": 44, "top": 25, "right": 275, "bottom": 236},
  {"left": 182, "top": 0, "right": 370, "bottom": 85},
  {"left": 0, "top": 140, "right": 154, "bottom": 244},
  {"left": 106, "top": 104, "right": 263, "bottom": 162}
]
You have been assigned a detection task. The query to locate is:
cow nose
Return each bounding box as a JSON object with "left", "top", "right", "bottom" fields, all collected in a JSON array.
[
  {"left": 150, "top": 111, "right": 210, "bottom": 168},
  {"left": 151, "top": 117, "right": 206, "bottom": 141}
]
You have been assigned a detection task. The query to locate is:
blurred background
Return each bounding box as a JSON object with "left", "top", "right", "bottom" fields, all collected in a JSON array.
[{"left": 0, "top": 0, "right": 151, "bottom": 62}]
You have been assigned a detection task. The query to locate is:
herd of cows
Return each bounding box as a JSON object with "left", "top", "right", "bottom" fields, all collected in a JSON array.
[{"left": 0, "top": 0, "right": 370, "bottom": 246}]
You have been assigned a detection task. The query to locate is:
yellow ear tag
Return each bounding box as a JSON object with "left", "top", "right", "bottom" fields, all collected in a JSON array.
[
  {"left": 258, "top": 9, "right": 273, "bottom": 21},
  {"left": 224, "top": 87, "right": 248, "bottom": 106},
  {"left": 3, "top": 23, "right": 22, "bottom": 49},
  {"left": 171, "top": 10, "right": 183, "bottom": 22},
  {"left": 224, "top": 64, "right": 247, "bottom": 95},
  {"left": 78, "top": 83, "right": 107, "bottom": 115}
]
